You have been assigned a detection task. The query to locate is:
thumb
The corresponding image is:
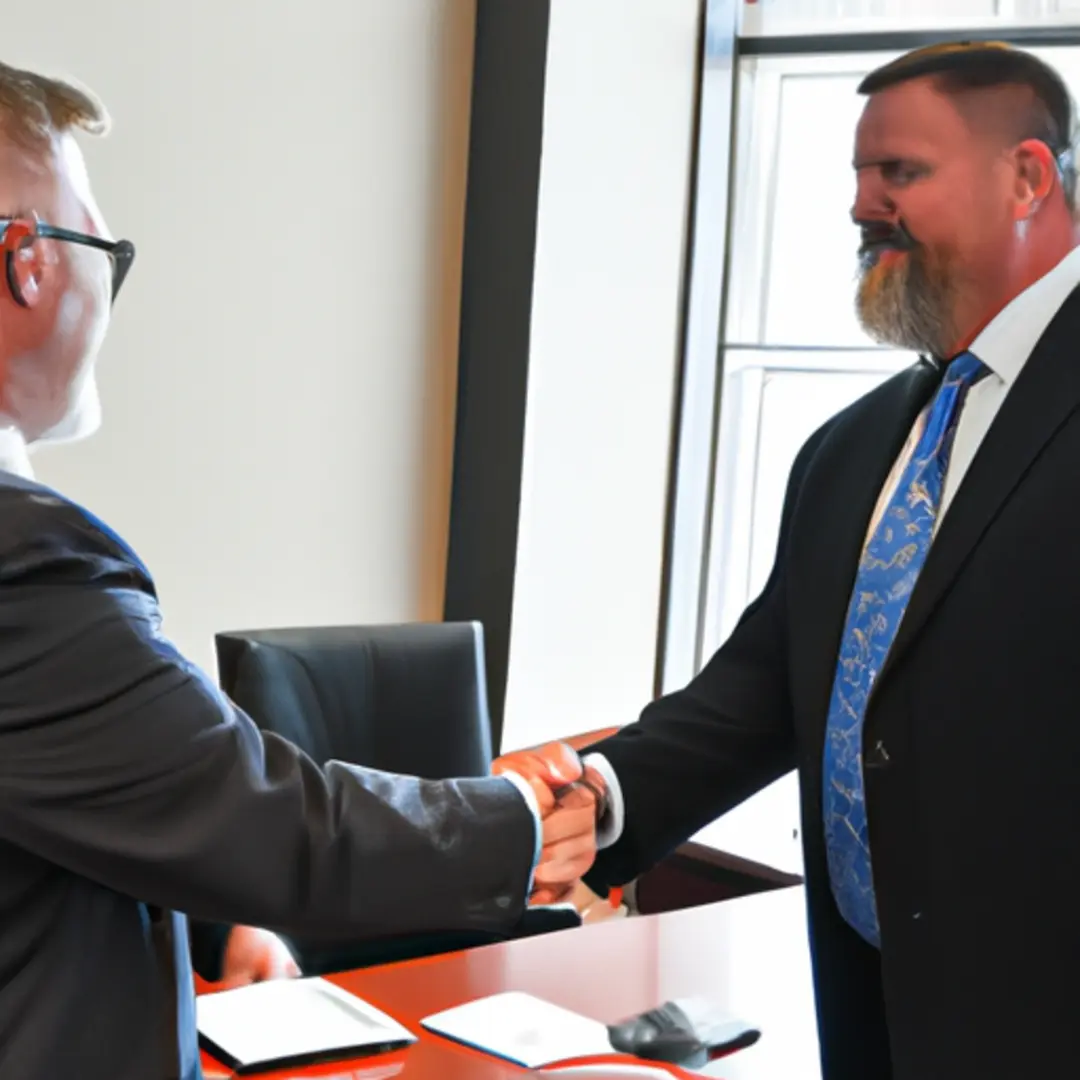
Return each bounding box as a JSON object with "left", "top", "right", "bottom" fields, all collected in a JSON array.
[
  {"left": 539, "top": 743, "right": 582, "bottom": 786},
  {"left": 278, "top": 955, "right": 302, "bottom": 979},
  {"left": 527, "top": 774, "right": 556, "bottom": 816}
]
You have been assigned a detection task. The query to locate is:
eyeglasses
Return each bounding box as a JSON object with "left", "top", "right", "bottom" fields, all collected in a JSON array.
[{"left": 0, "top": 217, "right": 135, "bottom": 305}]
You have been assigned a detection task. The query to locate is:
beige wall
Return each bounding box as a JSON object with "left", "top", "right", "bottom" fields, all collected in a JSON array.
[
  {"left": 8, "top": 0, "right": 475, "bottom": 674},
  {"left": 502, "top": 0, "right": 701, "bottom": 748}
]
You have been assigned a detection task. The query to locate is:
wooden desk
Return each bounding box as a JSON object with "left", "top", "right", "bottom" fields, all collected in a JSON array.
[{"left": 201, "top": 887, "right": 821, "bottom": 1080}]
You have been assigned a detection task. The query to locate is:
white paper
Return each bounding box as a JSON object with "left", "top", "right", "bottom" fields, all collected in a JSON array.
[
  {"left": 197, "top": 976, "right": 415, "bottom": 1067},
  {"left": 421, "top": 991, "right": 614, "bottom": 1068}
]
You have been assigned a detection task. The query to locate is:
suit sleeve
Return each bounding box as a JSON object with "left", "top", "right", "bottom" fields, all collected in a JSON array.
[
  {"left": 584, "top": 421, "right": 832, "bottom": 889},
  {"left": 0, "top": 494, "right": 535, "bottom": 942}
]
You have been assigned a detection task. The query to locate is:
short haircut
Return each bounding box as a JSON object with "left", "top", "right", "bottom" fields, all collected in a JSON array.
[
  {"left": 858, "top": 42, "right": 1077, "bottom": 212},
  {"left": 0, "top": 60, "right": 109, "bottom": 153}
]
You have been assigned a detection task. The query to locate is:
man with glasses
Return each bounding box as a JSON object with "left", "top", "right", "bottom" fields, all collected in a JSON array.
[{"left": 0, "top": 62, "right": 595, "bottom": 1080}]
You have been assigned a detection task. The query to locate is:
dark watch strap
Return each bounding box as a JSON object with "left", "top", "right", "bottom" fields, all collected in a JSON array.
[
  {"left": 561, "top": 746, "right": 611, "bottom": 826},
  {"left": 577, "top": 772, "right": 611, "bottom": 825}
]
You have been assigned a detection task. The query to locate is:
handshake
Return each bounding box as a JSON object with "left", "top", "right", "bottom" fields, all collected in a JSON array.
[{"left": 493, "top": 742, "right": 608, "bottom": 906}]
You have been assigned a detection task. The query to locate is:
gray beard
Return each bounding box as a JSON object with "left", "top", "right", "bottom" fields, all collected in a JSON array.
[{"left": 856, "top": 252, "right": 957, "bottom": 358}]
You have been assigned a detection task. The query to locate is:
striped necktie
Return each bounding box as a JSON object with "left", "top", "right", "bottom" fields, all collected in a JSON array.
[{"left": 822, "top": 350, "right": 987, "bottom": 947}]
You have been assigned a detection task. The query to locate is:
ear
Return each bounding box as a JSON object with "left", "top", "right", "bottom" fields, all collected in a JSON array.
[
  {"left": 1012, "top": 139, "right": 1057, "bottom": 220},
  {"left": 1, "top": 221, "right": 49, "bottom": 309}
]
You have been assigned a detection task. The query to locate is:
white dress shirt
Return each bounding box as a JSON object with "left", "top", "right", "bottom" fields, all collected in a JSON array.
[
  {"left": 589, "top": 243, "right": 1080, "bottom": 852},
  {"left": 0, "top": 428, "right": 33, "bottom": 478}
]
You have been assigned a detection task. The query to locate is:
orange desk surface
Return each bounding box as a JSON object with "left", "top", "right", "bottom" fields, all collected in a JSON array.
[{"left": 200, "top": 887, "right": 821, "bottom": 1080}]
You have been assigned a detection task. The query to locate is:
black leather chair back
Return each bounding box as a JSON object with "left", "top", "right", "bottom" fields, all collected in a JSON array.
[
  {"left": 215, "top": 621, "right": 492, "bottom": 778},
  {"left": 213, "top": 621, "right": 578, "bottom": 972}
]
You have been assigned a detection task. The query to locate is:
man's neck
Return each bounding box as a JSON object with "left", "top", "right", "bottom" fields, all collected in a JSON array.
[{"left": 950, "top": 231, "right": 1080, "bottom": 354}]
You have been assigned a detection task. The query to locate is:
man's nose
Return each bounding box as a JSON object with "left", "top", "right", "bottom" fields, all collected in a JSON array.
[{"left": 851, "top": 172, "right": 894, "bottom": 224}]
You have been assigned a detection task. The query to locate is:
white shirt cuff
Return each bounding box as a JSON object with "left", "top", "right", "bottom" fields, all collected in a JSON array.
[
  {"left": 498, "top": 771, "right": 543, "bottom": 890},
  {"left": 582, "top": 752, "right": 624, "bottom": 849}
]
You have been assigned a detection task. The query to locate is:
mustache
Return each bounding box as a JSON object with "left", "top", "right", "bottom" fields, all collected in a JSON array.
[{"left": 856, "top": 219, "right": 919, "bottom": 267}]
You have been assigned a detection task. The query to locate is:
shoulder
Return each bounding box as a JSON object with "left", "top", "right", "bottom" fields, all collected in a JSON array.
[
  {"left": 0, "top": 471, "right": 154, "bottom": 594},
  {"left": 791, "top": 359, "right": 935, "bottom": 477}
]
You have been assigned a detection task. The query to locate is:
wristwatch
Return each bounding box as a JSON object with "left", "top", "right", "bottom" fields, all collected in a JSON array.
[{"left": 567, "top": 748, "right": 611, "bottom": 827}]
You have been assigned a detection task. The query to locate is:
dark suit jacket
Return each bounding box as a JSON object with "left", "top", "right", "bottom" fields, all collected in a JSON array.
[
  {"left": 586, "top": 286, "right": 1080, "bottom": 1080},
  {"left": 0, "top": 473, "right": 535, "bottom": 1080}
]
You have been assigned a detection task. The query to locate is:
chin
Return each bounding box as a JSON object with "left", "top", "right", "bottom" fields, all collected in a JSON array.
[{"left": 33, "top": 377, "right": 103, "bottom": 446}]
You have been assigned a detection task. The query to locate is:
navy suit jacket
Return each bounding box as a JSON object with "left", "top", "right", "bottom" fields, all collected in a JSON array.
[{"left": 0, "top": 472, "right": 534, "bottom": 1079}]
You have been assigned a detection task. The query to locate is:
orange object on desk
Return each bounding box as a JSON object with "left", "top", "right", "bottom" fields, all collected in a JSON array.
[{"left": 199, "top": 887, "right": 821, "bottom": 1080}]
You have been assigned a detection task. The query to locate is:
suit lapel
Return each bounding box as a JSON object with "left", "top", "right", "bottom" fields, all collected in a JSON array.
[
  {"left": 881, "top": 286, "right": 1080, "bottom": 682},
  {"left": 796, "top": 360, "right": 942, "bottom": 751}
]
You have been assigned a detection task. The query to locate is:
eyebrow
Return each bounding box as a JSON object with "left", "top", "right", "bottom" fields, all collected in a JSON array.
[{"left": 852, "top": 154, "right": 931, "bottom": 171}]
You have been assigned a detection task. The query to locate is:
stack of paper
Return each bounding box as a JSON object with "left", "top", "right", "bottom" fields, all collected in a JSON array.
[
  {"left": 197, "top": 976, "right": 415, "bottom": 1074},
  {"left": 421, "top": 991, "right": 615, "bottom": 1069}
]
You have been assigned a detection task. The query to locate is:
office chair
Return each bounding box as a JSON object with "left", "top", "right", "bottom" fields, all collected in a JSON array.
[
  {"left": 215, "top": 622, "right": 579, "bottom": 973},
  {"left": 216, "top": 621, "right": 493, "bottom": 780}
]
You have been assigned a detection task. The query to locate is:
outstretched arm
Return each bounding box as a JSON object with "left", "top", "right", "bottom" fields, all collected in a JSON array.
[
  {"left": 494, "top": 419, "right": 835, "bottom": 889},
  {"left": 0, "top": 491, "right": 537, "bottom": 943}
]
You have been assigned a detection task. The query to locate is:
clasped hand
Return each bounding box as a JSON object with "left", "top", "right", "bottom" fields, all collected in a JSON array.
[{"left": 493, "top": 741, "right": 605, "bottom": 906}]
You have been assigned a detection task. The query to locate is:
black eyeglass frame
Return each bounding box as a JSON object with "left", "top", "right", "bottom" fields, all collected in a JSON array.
[{"left": 0, "top": 217, "right": 135, "bottom": 304}]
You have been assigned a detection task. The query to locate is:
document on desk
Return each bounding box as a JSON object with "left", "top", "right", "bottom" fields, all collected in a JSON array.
[
  {"left": 196, "top": 976, "right": 415, "bottom": 1075},
  {"left": 421, "top": 991, "right": 614, "bottom": 1068}
]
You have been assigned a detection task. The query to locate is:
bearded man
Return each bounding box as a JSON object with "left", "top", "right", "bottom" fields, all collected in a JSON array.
[{"left": 493, "top": 41, "right": 1080, "bottom": 1080}]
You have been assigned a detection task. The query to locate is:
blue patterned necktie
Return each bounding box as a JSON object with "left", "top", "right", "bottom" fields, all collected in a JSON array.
[{"left": 823, "top": 350, "right": 987, "bottom": 947}]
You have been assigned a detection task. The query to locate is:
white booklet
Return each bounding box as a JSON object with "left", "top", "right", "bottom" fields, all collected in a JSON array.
[
  {"left": 197, "top": 976, "right": 415, "bottom": 1075},
  {"left": 420, "top": 991, "right": 614, "bottom": 1069}
]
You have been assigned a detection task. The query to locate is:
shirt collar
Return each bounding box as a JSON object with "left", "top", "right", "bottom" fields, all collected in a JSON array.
[
  {"left": 968, "top": 244, "right": 1080, "bottom": 386},
  {"left": 0, "top": 428, "right": 32, "bottom": 478}
]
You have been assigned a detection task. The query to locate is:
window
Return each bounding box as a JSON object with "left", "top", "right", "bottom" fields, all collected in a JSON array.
[
  {"left": 739, "top": 0, "right": 1080, "bottom": 38},
  {"left": 706, "top": 50, "right": 916, "bottom": 655},
  {"left": 668, "top": 29, "right": 1080, "bottom": 873}
]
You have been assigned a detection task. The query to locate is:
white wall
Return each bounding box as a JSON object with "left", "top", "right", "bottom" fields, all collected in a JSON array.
[
  {"left": 502, "top": 0, "right": 700, "bottom": 748},
  {"left": 8, "top": 0, "right": 475, "bottom": 674}
]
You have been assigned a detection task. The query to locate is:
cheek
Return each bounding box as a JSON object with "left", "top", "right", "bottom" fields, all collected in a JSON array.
[
  {"left": 0, "top": 291, "right": 64, "bottom": 358},
  {"left": 902, "top": 176, "right": 1011, "bottom": 257},
  {"left": 0, "top": 283, "right": 103, "bottom": 392},
  {"left": 55, "top": 286, "right": 109, "bottom": 389},
  {"left": 53, "top": 250, "right": 110, "bottom": 361},
  {"left": 893, "top": 191, "right": 959, "bottom": 249},
  {"left": 55, "top": 290, "right": 87, "bottom": 339}
]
